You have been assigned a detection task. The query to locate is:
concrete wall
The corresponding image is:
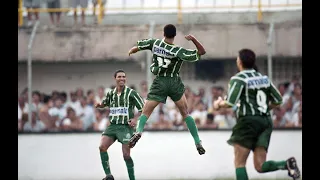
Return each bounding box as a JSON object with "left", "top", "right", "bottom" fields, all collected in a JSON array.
[
  {"left": 18, "top": 131, "right": 302, "bottom": 180},
  {"left": 18, "top": 20, "right": 302, "bottom": 61}
]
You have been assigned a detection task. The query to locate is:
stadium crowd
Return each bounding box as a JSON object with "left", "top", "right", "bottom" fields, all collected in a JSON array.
[
  {"left": 18, "top": 76, "right": 302, "bottom": 133},
  {"left": 20, "top": 0, "right": 107, "bottom": 27}
]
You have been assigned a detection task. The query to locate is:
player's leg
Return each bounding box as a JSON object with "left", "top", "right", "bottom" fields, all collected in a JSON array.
[
  {"left": 173, "top": 94, "right": 205, "bottom": 154},
  {"left": 253, "top": 119, "right": 300, "bottom": 179},
  {"left": 129, "top": 99, "right": 160, "bottom": 148},
  {"left": 168, "top": 77, "right": 205, "bottom": 154},
  {"left": 227, "top": 117, "right": 260, "bottom": 180},
  {"left": 100, "top": 124, "right": 117, "bottom": 180},
  {"left": 118, "top": 125, "right": 136, "bottom": 180},
  {"left": 129, "top": 77, "right": 166, "bottom": 148},
  {"left": 234, "top": 144, "right": 251, "bottom": 180}
]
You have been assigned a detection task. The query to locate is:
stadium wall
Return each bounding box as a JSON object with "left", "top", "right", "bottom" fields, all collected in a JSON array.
[
  {"left": 18, "top": 131, "right": 302, "bottom": 180},
  {"left": 18, "top": 22, "right": 301, "bottom": 62}
]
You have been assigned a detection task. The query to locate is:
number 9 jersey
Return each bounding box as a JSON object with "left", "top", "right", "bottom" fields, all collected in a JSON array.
[
  {"left": 225, "top": 69, "right": 283, "bottom": 118},
  {"left": 136, "top": 38, "right": 200, "bottom": 77}
]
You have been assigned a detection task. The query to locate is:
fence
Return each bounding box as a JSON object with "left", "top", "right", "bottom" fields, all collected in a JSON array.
[{"left": 18, "top": 0, "right": 302, "bottom": 26}]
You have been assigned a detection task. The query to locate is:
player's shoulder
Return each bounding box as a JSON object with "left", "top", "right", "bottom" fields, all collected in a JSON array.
[
  {"left": 126, "top": 86, "right": 138, "bottom": 96},
  {"left": 230, "top": 74, "right": 247, "bottom": 83}
]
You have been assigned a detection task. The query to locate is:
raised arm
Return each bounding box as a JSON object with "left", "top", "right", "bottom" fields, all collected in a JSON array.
[
  {"left": 128, "top": 38, "right": 155, "bottom": 56},
  {"left": 185, "top": 34, "right": 206, "bottom": 55}
]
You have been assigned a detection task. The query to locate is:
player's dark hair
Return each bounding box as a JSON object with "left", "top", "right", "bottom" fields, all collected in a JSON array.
[
  {"left": 238, "top": 49, "right": 256, "bottom": 69},
  {"left": 114, "top": 69, "right": 126, "bottom": 78},
  {"left": 253, "top": 64, "right": 259, "bottom": 72},
  {"left": 164, "top": 24, "right": 176, "bottom": 38}
]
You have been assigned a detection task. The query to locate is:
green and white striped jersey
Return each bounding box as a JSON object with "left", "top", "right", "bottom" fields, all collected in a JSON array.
[
  {"left": 136, "top": 38, "right": 201, "bottom": 77},
  {"left": 225, "top": 69, "right": 282, "bottom": 117},
  {"left": 101, "top": 86, "right": 144, "bottom": 124}
]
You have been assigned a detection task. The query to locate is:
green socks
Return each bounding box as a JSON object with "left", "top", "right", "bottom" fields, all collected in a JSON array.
[
  {"left": 184, "top": 116, "right": 201, "bottom": 144},
  {"left": 100, "top": 151, "right": 111, "bottom": 175},
  {"left": 136, "top": 115, "right": 148, "bottom": 133},
  {"left": 261, "top": 160, "right": 287, "bottom": 172},
  {"left": 236, "top": 167, "right": 249, "bottom": 180},
  {"left": 125, "top": 157, "right": 135, "bottom": 180}
]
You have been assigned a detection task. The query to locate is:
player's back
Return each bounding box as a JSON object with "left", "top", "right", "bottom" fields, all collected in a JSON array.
[
  {"left": 232, "top": 69, "right": 282, "bottom": 117},
  {"left": 136, "top": 38, "right": 200, "bottom": 77}
]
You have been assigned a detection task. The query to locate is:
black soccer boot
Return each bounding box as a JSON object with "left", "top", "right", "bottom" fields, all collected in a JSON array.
[
  {"left": 286, "top": 157, "right": 301, "bottom": 179},
  {"left": 102, "top": 174, "right": 114, "bottom": 180},
  {"left": 196, "top": 141, "right": 206, "bottom": 155},
  {"left": 128, "top": 132, "right": 142, "bottom": 148}
]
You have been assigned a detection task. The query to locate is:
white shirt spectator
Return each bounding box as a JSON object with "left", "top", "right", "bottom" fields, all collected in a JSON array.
[
  {"left": 23, "top": 120, "right": 46, "bottom": 132},
  {"left": 97, "top": 117, "right": 108, "bottom": 131},
  {"left": 78, "top": 105, "right": 96, "bottom": 130},
  {"left": 67, "top": 100, "right": 82, "bottom": 116},
  {"left": 191, "top": 109, "right": 207, "bottom": 125},
  {"left": 18, "top": 103, "right": 29, "bottom": 121}
]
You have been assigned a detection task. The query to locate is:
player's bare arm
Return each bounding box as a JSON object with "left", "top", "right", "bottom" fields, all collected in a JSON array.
[
  {"left": 128, "top": 46, "right": 139, "bottom": 56},
  {"left": 213, "top": 96, "right": 233, "bottom": 110},
  {"left": 185, "top": 34, "right": 206, "bottom": 55}
]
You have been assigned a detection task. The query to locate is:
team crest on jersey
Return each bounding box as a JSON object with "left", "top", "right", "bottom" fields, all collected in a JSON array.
[{"left": 126, "top": 133, "right": 131, "bottom": 139}]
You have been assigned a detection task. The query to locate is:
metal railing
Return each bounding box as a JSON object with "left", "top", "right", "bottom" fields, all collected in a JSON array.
[{"left": 18, "top": 0, "right": 302, "bottom": 26}]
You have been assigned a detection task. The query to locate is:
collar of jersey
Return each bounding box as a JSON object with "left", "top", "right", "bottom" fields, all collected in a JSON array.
[
  {"left": 241, "top": 69, "right": 256, "bottom": 73},
  {"left": 113, "top": 86, "right": 127, "bottom": 94}
]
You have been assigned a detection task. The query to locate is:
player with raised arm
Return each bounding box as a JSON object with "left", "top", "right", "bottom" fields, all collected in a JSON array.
[
  {"left": 127, "top": 24, "right": 206, "bottom": 155},
  {"left": 213, "top": 49, "right": 301, "bottom": 180},
  {"left": 95, "top": 69, "right": 145, "bottom": 180}
]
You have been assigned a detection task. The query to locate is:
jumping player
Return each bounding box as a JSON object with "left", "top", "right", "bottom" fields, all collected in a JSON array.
[
  {"left": 213, "top": 49, "right": 301, "bottom": 180},
  {"left": 95, "top": 69, "right": 145, "bottom": 180},
  {"left": 127, "top": 24, "right": 206, "bottom": 155}
]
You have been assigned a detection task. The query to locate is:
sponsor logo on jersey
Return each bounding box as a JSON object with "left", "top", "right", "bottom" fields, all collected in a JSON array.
[
  {"left": 247, "top": 76, "right": 270, "bottom": 89},
  {"left": 109, "top": 107, "right": 129, "bottom": 116},
  {"left": 153, "top": 46, "right": 174, "bottom": 57}
]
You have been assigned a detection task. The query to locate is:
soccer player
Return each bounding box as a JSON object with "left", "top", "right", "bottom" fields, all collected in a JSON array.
[
  {"left": 127, "top": 24, "right": 206, "bottom": 155},
  {"left": 95, "top": 69, "right": 145, "bottom": 180},
  {"left": 213, "top": 49, "right": 300, "bottom": 180}
]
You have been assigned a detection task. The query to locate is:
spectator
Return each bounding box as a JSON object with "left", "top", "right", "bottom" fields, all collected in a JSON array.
[
  {"left": 78, "top": 96, "right": 96, "bottom": 131},
  {"left": 23, "top": 109, "right": 46, "bottom": 133},
  {"left": 38, "top": 95, "right": 58, "bottom": 131},
  {"left": 190, "top": 101, "right": 207, "bottom": 127},
  {"left": 32, "top": 90, "right": 43, "bottom": 112},
  {"left": 48, "top": 96, "right": 67, "bottom": 127},
  {"left": 93, "top": 109, "right": 109, "bottom": 131},
  {"left": 139, "top": 80, "right": 148, "bottom": 100},
  {"left": 87, "top": 89, "right": 95, "bottom": 106},
  {"left": 95, "top": 86, "right": 105, "bottom": 104},
  {"left": 71, "top": 0, "right": 88, "bottom": 26},
  {"left": 18, "top": 96, "right": 29, "bottom": 131},
  {"left": 24, "top": 0, "right": 40, "bottom": 27},
  {"left": 75, "top": 87, "right": 85, "bottom": 99},
  {"left": 151, "top": 110, "right": 172, "bottom": 130},
  {"left": 47, "top": 0, "right": 61, "bottom": 27},
  {"left": 61, "top": 107, "right": 83, "bottom": 131},
  {"left": 68, "top": 91, "right": 81, "bottom": 116},
  {"left": 92, "top": 0, "right": 106, "bottom": 24}
]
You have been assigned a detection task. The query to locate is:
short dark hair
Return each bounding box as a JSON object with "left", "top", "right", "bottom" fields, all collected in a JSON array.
[
  {"left": 164, "top": 24, "right": 176, "bottom": 38},
  {"left": 238, "top": 49, "right": 256, "bottom": 69},
  {"left": 114, "top": 69, "right": 126, "bottom": 78}
]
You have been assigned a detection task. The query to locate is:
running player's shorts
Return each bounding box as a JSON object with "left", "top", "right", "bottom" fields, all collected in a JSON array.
[
  {"left": 227, "top": 115, "right": 273, "bottom": 152},
  {"left": 147, "top": 76, "right": 185, "bottom": 103},
  {"left": 102, "top": 124, "right": 133, "bottom": 144}
]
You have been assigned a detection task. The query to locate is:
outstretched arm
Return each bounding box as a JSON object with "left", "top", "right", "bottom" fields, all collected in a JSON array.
[
  {"left": 185, "top": 34, "right": 206, "bottom": 55},
  {"left": 128, "top": 46, "right": 139, "bottom": 56},
  {"left": 128, "top": 38, "right": 155, "bottom": 56}
]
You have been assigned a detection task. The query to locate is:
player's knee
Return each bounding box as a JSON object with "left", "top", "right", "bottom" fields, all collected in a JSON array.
[
  {"left": 254, "top": 163, "right": 263, "bottom": 173},
  {"left": 99, "top": 144, "right": 109, "bottom": 152}
]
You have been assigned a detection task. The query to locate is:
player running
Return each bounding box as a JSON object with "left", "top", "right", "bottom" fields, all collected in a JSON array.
[
  {"left": 95, "top": 69, "right": 145, "bottom": 180},
  {"left": 127, "top": 24, "right": 206, "bottom": 155},
  {"left": 213, "top": 49, "right": 301, "bottom": 180}
]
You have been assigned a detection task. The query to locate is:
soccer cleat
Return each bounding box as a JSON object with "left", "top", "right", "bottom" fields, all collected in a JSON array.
[
  {"left": 102, "top": 174, "right": 114, "bottom": 180},
  {"left": 286, "top": 157, "right": 301, "bottom": 180},
  {"left": 196, "top": 141, "right": 206, "bottom": 155},
  {"left": 128, "top": 132, "right": 142, "bottom": 148}
]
